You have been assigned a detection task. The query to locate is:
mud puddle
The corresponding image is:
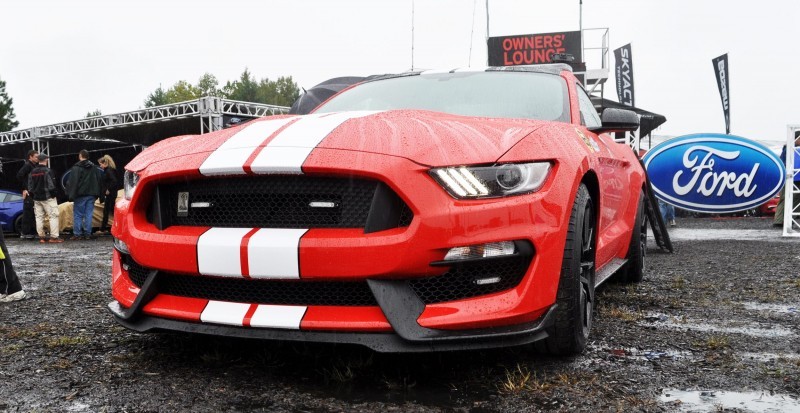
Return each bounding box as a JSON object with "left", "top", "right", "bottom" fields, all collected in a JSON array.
[{"left": 661, "top": 389, "right": 800, "bottom": 412}]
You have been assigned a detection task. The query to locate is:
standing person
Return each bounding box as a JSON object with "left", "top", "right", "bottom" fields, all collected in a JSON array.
[
  {"left": 0, "top": 160, "right": 27, "bottom": 302},
  {"left": 15, "top": 150, "right": 39, "bottom": 239},
  {"left": 66, "top": 150, "right": 102, "bottom": 240},
  {"left": 659, "top": 200, "right": 676, "bottom": 227},
  {"left": 774, "top": 133, "right": 800, "bottom": 227},
  {"left": 27, "top": 153, "right": 63, "bottom": 243},
  {"left": 97, "top": 154, "right": 118, "bottom": 235}
]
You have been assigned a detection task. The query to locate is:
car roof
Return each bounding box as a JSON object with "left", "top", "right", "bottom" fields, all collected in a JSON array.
[{"left": 366, "top": 64, "right": 573, "bottom": 83}]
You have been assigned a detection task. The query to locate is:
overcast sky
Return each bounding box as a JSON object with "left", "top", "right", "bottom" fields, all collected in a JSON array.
[{"left": 2, "top": 0, "right": 798, "bottom": 146}]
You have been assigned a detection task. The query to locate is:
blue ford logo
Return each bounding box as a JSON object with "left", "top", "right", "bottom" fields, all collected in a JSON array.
[{"left": 643, "top": 134, "right": 785, "bottom": 213}]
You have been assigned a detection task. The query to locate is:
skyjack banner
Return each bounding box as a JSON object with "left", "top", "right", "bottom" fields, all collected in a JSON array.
[
  {"left": 712, "top": 53, "right": 731, "bottom": 135},
  {"left": 488, "top": 31, "right": 582, "bottom": 66},
  {"left": 614, "top": 44, "right": 635, "bottom": 107}
]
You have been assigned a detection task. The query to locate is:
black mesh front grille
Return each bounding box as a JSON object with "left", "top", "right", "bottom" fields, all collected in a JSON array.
[
  {"left": 123, "top": 253, "right": 530, "bottom": 307},
  {"left": 123, "top": 255, "right": 378, "bottom": 306},
  {"left": 155, "top": 176, "right": 412, "bottom": 230},
  {"left": 409, "top": 256, "right": 531, "bottom": 304}
]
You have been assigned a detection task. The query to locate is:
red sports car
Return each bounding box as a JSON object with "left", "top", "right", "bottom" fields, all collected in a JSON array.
[{"left": 109, "top": 65, "right": 647, "bottom": 354}]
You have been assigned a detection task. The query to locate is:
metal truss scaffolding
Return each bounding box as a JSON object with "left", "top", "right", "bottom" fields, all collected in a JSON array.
[
  {"left": 0, "top": 97, "right": 289, "bottom": 147},
  {"left": 783, "top": 125, "right": 800, "bottom": 237}
]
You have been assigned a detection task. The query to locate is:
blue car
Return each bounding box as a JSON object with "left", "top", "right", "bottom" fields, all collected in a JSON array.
[{"left": 0, "top": 189, "right": 24, "bottom": 233}]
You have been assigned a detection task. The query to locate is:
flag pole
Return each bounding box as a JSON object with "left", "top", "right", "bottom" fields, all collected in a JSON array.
[
  {"left": 411, "top": 0, "right": 415, "bottom": 71},
  {"left": 485, "top": 0, "right": 490, "bottom": 66},
  {"left": 579, "top": 0, "right": 583, "bottom": 63}
]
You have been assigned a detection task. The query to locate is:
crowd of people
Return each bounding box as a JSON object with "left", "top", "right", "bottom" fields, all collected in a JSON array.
[
  {"left": 16, "top": 149, "right": 118, "bottom": 242},
  {"left": 0, "top": 149, "right": 119, "bottom": 304}
]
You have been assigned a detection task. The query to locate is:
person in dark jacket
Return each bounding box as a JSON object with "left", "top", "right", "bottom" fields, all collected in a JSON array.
[
  {"left": 66, "top": 150, "right": 102, "bottom": 240},
  {"left": 27, "top": 153, "right": 62, "bottom": 243},
  {"left": 97, "top": 154, "right": 118, "bottom": 234},
  {"left": 15, "top": 150, "right": 39, "bottom": 239},
  {"left": 0, "top": 159, "right": 27, "bottom": 302}
]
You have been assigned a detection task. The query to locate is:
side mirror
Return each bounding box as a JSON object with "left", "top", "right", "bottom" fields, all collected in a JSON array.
[{"left": 589, "top": 108, "right": 639, "bottom": 134}]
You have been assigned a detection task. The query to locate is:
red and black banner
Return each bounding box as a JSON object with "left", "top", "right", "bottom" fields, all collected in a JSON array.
[
  {"left": 712, "top": 53, "right": 730, "bottom": 134},
  {"left": 614, "top": 44, "right": 634, "bottom": 107},
  {"left": 488, "top": 31, "right": 582, "bottom": 66}
]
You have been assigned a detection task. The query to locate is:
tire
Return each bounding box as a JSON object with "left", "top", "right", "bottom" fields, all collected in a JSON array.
[
  {"left": 538, "top": 183, "right": 595, "bottom": 356},
  {"left": 13, "top": 215, "right": 23, "bottom": 235},
  {"left": 619, "top": 189, "right": 646, "bottom": 283}
]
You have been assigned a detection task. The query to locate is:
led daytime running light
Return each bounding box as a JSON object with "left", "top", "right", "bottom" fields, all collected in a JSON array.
[{"left": 444, "top": 241, "right": 516, "bottom": 261}]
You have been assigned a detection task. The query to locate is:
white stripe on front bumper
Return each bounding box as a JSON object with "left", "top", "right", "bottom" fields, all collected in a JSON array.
[
  {"left": 249, "top": 305, "right": 306, "bottom": 329},
  {"left": 199, "top": 117, "right": 296, "bottom": 176},
  {"left": 247, "top": 228, "right": 308, "bottom": 279},
  {"left": 200, "top": 301, "right": 250, "bottom": 326},
  {"left": 197, "top": 227, "right": 306, "bottom": 278},
  {"left": 197, "top": 227, "right": 252, "bottom": 277}
]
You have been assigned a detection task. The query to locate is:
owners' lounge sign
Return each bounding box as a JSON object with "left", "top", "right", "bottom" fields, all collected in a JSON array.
[
  {"left": 643, "top": 134, "right": 785, "bottom": 213},
  {"left": 488, "top": 31, "right": 582, "bottom": 66}
]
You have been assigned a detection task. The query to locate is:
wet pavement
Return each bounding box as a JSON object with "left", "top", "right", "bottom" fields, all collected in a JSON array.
[{"left": 0, "top": 216, "right": 798, "bottom": 412}]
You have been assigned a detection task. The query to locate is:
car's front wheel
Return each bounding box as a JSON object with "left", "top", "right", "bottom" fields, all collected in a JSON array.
[
  {"left": 619, "top": 189, "right": 646, "bottom": 283},
  {"left": 538, "top": 183, "right": 595, "bottom": 356}
]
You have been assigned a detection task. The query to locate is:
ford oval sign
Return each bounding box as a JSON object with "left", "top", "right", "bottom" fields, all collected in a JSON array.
[{"left": 643, "top": 134, "right": 785, "bottom": 213}]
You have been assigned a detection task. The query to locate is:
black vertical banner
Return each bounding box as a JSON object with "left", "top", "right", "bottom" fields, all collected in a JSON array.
[
  {"left": 614, "top": 44, "right": 634, "bottom": 107},
  {"left": 712, "top": 53, "right": 730, "bottom": 134}
]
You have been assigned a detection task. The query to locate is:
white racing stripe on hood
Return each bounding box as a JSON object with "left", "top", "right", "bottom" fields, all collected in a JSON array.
[
  {"left": 199, "top": 117, "right": 296, "bottom": 176},
  {"left": 200, "top": 301, "right": 250, "bottom": 326},
  {"left": 249, "top": 305, "right": 306, "bottom": 329},
  {"left": 250, "top": 111, "right": 381, "bottom": 174}
]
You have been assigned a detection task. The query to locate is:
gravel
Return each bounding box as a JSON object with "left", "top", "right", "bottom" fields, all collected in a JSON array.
[{"left": 0, "top": 216, "right": 798, "bottom": 412}]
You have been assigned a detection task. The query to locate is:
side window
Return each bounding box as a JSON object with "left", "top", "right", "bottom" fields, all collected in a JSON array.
[
  {"left": 7, "top": 194, "right": 22, "bottom": 202},
  {"left": 0, "top": 193, "right": 6, "bottom": 202},
  {"left": 576, "top": 85, "right": 602, "bottom": 129}
]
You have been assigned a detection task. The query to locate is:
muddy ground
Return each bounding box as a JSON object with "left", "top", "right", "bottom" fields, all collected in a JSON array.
[{"left": 0, "top": 217, "right": 798, "bottom": 412}]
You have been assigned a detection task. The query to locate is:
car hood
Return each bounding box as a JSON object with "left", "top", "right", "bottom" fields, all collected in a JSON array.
[{"left": 127, "top": 110, "right": 547, "bottom": 172}]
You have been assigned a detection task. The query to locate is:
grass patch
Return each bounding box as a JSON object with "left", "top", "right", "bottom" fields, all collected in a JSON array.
[
  {"left": 605, "top": 306, "right": 643, "bottom": 322},
  {"left": 46, "top": 336, "right": 90, "bottom": 348},
  {"left": 671, "top": 275, "right": 686, "bottom": 290},
  {"left": 695, "top": 335, "right": 730, "bottom": 350},
  {"left": 319, "top": 353, "right": 374, "bottom": 384},
  {"left": 499, "top": 364, "right": 537, "bottom": 393}
]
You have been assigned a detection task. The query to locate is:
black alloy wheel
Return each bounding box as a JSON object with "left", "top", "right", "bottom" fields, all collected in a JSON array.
[
  {"left": 537, "top": 183, "right": 596, "bottom": 355},
  {"left": 620, "top": 189, "right": 646, "bottom": 283}
]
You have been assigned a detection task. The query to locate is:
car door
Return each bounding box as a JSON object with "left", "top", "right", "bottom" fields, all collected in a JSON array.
[{"left": 574, "top": 85, "right": 632, "bottom": 266}]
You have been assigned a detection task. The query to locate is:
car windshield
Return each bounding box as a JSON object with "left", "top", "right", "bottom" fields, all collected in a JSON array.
[{"left": 315, "top": 71, "right": 569, "bottom": 122}]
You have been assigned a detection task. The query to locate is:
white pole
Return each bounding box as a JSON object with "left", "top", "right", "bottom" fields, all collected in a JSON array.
[
  {"left": 485, "top": 0, "right": 490, "bottom": 66},
  {"left": 784, "top": 126, "right": 798, "bottom": 236},
  {"left": 411, "top": 0, "right": 415, "bottom": 71},
  {"left": 579, "top": 0, "right": 583, "bottom": 63}
]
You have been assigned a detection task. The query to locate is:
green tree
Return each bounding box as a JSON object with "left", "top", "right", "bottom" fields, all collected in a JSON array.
[
  {"left": 196, "top": 73, "right": 220, "bottom": 97},
  {"left": 222, "top": 69, "right": 259, "bottom": 102},
  {"left": 164, "top": 80, "right": 202, "bottom": 103},
  {"left": 143, "top": 70, "right": 301, "bottom": 108},
  {"left": 0, "top": 77, "right": 19, "bottom": 132},
  {"left": 86, "top": 109, "right": 102, "bottom": 118},
  {"left": 144, "top": 86, "right": 168, "bottom": 107}
]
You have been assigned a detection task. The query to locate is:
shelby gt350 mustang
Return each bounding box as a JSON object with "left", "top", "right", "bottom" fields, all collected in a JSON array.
[{"left": 109, "top": 65, "right": 647, "bottom": 354}]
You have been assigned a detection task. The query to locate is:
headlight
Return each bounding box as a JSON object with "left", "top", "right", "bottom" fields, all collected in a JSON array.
[
  {"left": 123, "top": 170, "right": 140, "bottom": 200},
  {"left": 430, "top": 162, "right": 551, "bottom": 199},
  {"left": 113, "top": 237, "right": 130, "bottom": 255}
]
